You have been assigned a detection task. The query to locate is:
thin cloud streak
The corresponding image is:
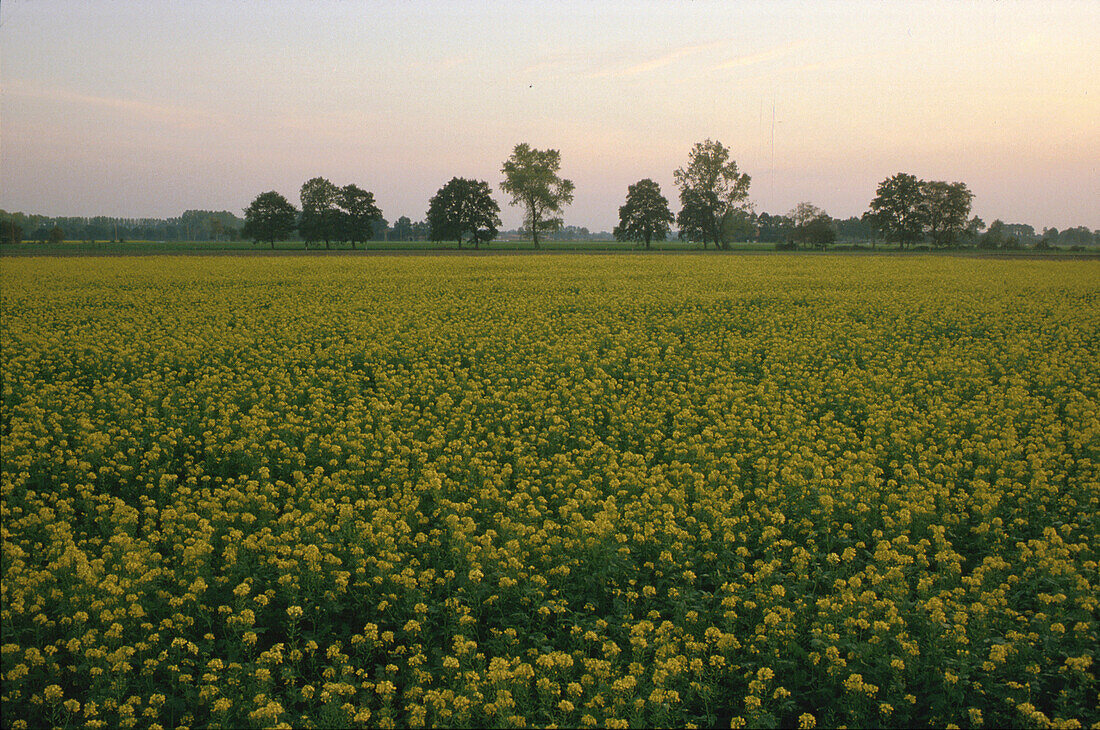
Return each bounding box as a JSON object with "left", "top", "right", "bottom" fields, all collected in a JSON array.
[
  {"left": 6, "top": 81, "right": 221, "bottom": 129},
  {"left": 711, "top": 40, "right": 808, "bottom": 71},
  {"left": 588, "top": 38, "right": 731, "bottom": 79}
]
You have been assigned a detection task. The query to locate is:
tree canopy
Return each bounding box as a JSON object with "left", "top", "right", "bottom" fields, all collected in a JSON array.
[
  {"left": 919, "top": 180, "right": 974, "bottom": 247},
  {"left": 788, "top": 203, "right": 837, "bottom": 249},
  {"left": 614, "top": 179, "right": 674, "bottom": 248},
  {"left": 337, "top": 184, "right": 383, "bottom": 249},
  {"left": 674, "top": 139, "right": 751, "bottom": 249},
  {"left": 500, "top": 144, "right": 574, "bottom": 249},
  {"left": 242, "top": 191, "right": 298, "bottom": 249},
  {"left": 868, "top": 174, "right": 975, "bottom": 248},
  {"left": 868, "top": 173, "right": 926, "bottom": 247},
  {"left": 299, "top": 177, "right": 341, "bottom": 248},
  {"left": 427, "top": 177, "right": 502, "bottom": 249}
]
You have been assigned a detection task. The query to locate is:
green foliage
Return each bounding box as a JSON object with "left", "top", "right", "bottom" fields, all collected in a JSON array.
[
  {"left": 390, "top": 216, "right": 415, "bottom": 242},
  {"left": 788, "top": 203, "right": 837, "bottom": 250},
  {"left": 180, "top": 210, "right": 244, "bottom": 241},
  {"left": 720, "top": 208, "right": 757, "bottom": 247},
  {"left": 500, "top": 143, "right": 575, "bottom": 248},
  {"left": 674, "top": 139, "right": 751, "bottom": 249},
  {"left": 614, "top": 179, "right": 674, "bottom": 248},
  {"left": 299, "top": 177, "right": 341, "bottom": 248},
  {"left": 919, "top": 180, "right": 974, "bottom": 247},
  {"left": 979, "top": 219, "right": 1007, "bottom": 249},
  {"left": 868, "top": 173, "right": 925, "bottom": 247},
  {"left": 337, "top": 184, "right": 384, "bottom": 249},
  {"left": 868, "top": 175, "right": 973, "bottom": 248},
  {"left": 242, "top": 191, "right": 298, "bottom": 248},
  {"left": 427, "top": 177, "right": 502, "bottom": 249}
]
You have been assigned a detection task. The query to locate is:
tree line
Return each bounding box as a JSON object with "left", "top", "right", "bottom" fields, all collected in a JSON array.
[
  {"left": 238, "top": 139, "right": 1100, "bottom": 251},
  {"left": 0, "top": 210, "right": 246, "bottom": 245},
  {"left": 5, "top": 140, "right": 1098, "bottom": 250}
]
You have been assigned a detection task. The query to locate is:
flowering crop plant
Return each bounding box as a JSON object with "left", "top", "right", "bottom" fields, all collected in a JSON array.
[{"left": 1, "top": 255, "right": 1097, "bottom": 729}]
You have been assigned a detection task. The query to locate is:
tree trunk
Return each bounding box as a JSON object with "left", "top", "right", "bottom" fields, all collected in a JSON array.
[
  {"left": 270, "top": 238, "right": 275, "bottom": 250},
  {"left": 530, "top": 202, "right": 540, "bottom": 249}
]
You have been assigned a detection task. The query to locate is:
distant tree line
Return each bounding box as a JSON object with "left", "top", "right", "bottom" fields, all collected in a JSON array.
[
  {"left": 5, "top": 140, "right": 1099, "bottom": 250},
  {"left": 0, "top": 210, "right": 246, "bottom": 244}
]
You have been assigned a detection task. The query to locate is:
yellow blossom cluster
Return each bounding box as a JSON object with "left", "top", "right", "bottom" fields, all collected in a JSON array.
[{"left": 1, "top": 255, "right": 1097, "bottom": 728}]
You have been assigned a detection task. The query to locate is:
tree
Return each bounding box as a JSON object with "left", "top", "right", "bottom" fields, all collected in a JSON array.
[
  {"left": 965, "top": 216, "right": 986, "bottom": 245},
  {"left": 1037, "top": 227, "right": 1058, "bottom": 250},
  {"left": 299, "top": 177, "right": 340, "bottom": 249},
  {"left": 868, "top": 173, "right": 925, "bottom": 248},
  {"left": 788, "top": 202, "right": 824, "bottom": 249},
  {"left": 860, "top": 211, "right": 882, "bottom": 249},
  {"left": 370, "top": 218, "right": 390, "bottom": 241},
  {"left": 979, "top": 219, "right": 1006, "bottom": 249},
  {"left": 242, "top": 191, "right": 298, "bottom": 249},
  {"left": 614, "top": 179, "right": 674, "bottom": 249},
  {"left": 919, "top": 180, "right": 973, "bottom": 247},
  {"left": 1060, "top": 226, "right": 1094, "bottom": 247},
  {"left": 500, "top": 143, "right": 574, "bottom": 249},
  {"left": 2, "top": 217, "right": 23, "bottom": 245},
  {"left": 755, "top": 212, "right": 791, "bottom": 243},
  {"left": 427, "top": 177, "right": 502, "bottom": 249},
  {"left": 787, "top": 203, "right": 836, "bottom": 250},
  {"left": 390, "top": 216, "right": 414, "bottom": 242},
  {"left": 835, "top": 216, "right": 875, "bottom": 243},
  {"left": 676, "top": 187, "right": 717, "bottom": 246},
  {"left": 48, "top": 225, "right": 65, "bottom": 244},
  {"left": 803, "top": 215, "right": 837, "bottom": 250},
  {"left": 674, "top": 139, "right": 751, "bottom": 249},
  {"left": 720, "top": 209, "right": 756, "bottom": 247},
  {"left": 337, "top": 184, "right": 383, "bottom": 249}
]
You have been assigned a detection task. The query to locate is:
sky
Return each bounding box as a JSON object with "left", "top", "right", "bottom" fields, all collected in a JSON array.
[{"left": 2, "top": 0, "right": 1098, "bottom": 231}]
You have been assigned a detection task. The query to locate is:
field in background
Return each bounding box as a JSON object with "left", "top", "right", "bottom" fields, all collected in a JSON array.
[
  {"left": 2, "top": 256, "right": 1097, "bottom": 729},
  {"left": 4, "top": 239, "right": 1098, "bottom": 257},
  {"left": 1, "top": 239, "right": 776, "bottom": 255}
]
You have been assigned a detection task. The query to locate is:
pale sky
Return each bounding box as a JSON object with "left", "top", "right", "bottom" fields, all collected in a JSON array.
[{"left": 2, "top": 0, "right": 1098, "bottom": 231}]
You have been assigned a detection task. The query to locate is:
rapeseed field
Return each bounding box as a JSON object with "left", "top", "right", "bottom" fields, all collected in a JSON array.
[{"left": 1, "top": 255, "right": 1097, "bottom": 729}]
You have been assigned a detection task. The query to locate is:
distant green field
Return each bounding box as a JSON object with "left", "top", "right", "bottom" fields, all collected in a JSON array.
[
  {"left": 0, "top": 239, "right": 757, "bottom": 254},
  {"left": 2, "top": 239, "right": 1095, "bottom": 256}
]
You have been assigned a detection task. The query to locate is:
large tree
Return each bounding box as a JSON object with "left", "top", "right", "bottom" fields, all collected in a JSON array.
[
  {"left": 919, "top": 180, "right": 973, "bottom": 247},
  {"left": 299, "top": 177, "right": 340, "bottom": 249},
  {"left": 242, "top": 191, "right": 297, "bottom": 249},
  {"left": 868, "top": 173, "right": 925, "bottom": 248},
  {"left": 614, "top": 179, "right": 674, "bottom": 249},
  {"left": 337, "top": 184, "right": 383, "bottom": 249},
  {"left": 787, "top": 202, "right": 835, "bottom": 249},
  {"left": 427, "top": 177, "right": 502, "bottom": 249},
  {"left": 674, "top": 139, "right": 751, "bottom": 249},
  {"left": 500, "top": 143, "right": 574, "bottom": 249}
]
